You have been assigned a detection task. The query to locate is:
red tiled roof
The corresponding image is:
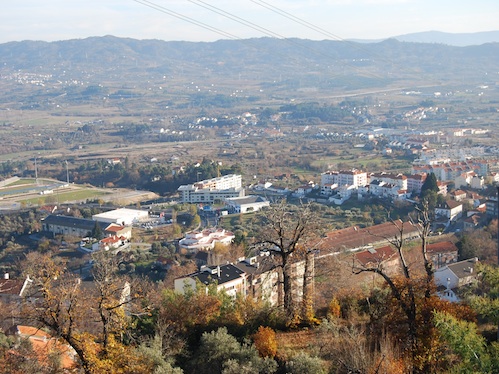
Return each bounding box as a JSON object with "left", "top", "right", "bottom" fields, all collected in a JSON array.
[
  {"left": 427, "top": 241, "right": 458, "bottom": 254},
  {"left": 355, "top": 245, "right": 396, "bottom": 266},
  {"left": 0, "top": 279, "right": 24, "bottom": 295},
  {"left": 315, "top": 220, "right": 419, "bottom": 254},
  {"left": 10, "top": 325, "right": 76, "bottom": 369},
  {"left": 105, "top": 224, "right": 125, "bottom": 232}
]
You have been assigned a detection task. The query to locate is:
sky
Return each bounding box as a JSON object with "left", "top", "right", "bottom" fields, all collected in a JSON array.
[{"left": 1, "top": 0, "right": 498, "bottom": 44}]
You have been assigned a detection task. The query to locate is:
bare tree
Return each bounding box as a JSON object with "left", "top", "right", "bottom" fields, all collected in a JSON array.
[
  {"left": 254, "top": 200, "right": 320, "bottom": 325},
  {"left": 352, "top": 204, "right": 435, "bottom": 373}
]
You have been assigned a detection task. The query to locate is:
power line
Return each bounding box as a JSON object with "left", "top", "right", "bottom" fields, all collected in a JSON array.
[
  {"left": 250, "top": 0, "right": 347, "bottom": 42},
  {"left": 188, "top": 0, "right": 286, "bottom": 40},
  {"left": 249, "top": 0, "right": 403, "bottom": 72},
  {"left": 184, "top": 0, "right": 385, "bottom": 80},
  {"left": 132, "top": 0, "right": 432, "bottom": 95},
  {"left": 132, "top": 0, "right": 240, "bottom": 41}
]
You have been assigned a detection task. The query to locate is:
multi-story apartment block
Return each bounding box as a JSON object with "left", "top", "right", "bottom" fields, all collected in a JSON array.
[
  {"left": 321, "top": 169, "right": 367, "bottom": 188},
  {"left": 412, "top": 160, "right": 490, "bottom": 182},
  {"left": 178, "top": 174, "right": 244, "bottom": 203},
  {"left": 406, "top": 173, "right": 427, "bottom": 194}
]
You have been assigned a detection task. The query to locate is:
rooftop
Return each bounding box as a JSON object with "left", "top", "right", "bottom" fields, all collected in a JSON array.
[
  {"left": 190, "top": 264, "right": 246, "bottom": 286},
  {"left": 427, "top": 241, "right": 458, "bottom": 254},
  {"left": 447, "top": 257, "right": 479, "bottom": 279},
  {"left": 355, "top": 245, "right": 396, "bottom": 267}
]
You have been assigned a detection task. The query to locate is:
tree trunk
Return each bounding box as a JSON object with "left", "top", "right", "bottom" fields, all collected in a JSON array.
[
  {"left": 302, "top": 251, "right": 315, "bottom": 324},
  {"left": 282, "top": 260, "right": 295, "bottom": 323}
]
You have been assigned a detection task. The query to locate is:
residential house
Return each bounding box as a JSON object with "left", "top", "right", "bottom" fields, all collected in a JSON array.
[
  {"left": 178, "top": 228, "right": 235, "bottom": 254},
  {"left": 6, "top": 325, "right": 77, "bottom": 370},
  {"left": 463, "top": 214, "right": 482, "bottom": 231},
  {"left": 426, "top": 241, "right": 459, "bottom": 269},
  {"left": 254, "top": 181, "right": 272, "bottom": 190},
  {"left": 320, "top": 183, "right": 338, "bottom": 196},
  {"left": 369, "top": 172, "right": 408, "bottom": 190},
  {"left": 328, "top": 184, "right": 356, "bottom": 205},
  {"left": 435, "top": 201, "right": 463, "bottom": 222},
  {"left": 485, "top": 198, "right": 498, "bottom": 217},
  {"left": 455, "top": 171, "right": 476, "bottom": 189},
  {"left": 174, "top": 264, "right": 247, "bottom": 298},
  {"left": 107, "top": 158, "right": 121, "bottom": 165},
  {"left": 91, "top": 235, "right": 126, "bottom": 252},
  {"left": 437, "top": 181, "right": 448, "bottom": 196},
  {"left": 434, "top": 257, "right": 480, "bottom": 291},
  {"left": 234, "top": 252, "right": 280, "bottom": 306},
  {"left": 104, "top": 223, "right": 132, "bottom": 240},
  {"left": 470, "top": 175, "right": 484, "bottom": 189},
  {"left": 0, "top": 274, "right": 33, "bottom": 305},
  {"left": 292, "top": 184, "right": 314, "bottom": 198},
  {"left": 174, "top": 252, "right": 307, "bottom": 307},
  {"left": 450, "top": 190, "right": 467, "bottom": 202},
  {"left": 354, "top": 245, "right": 400, "bottom": 275}
]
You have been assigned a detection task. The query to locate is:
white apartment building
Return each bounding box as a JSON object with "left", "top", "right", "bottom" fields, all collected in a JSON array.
[
  {"left": 178, "top": 174, "right": 244, "bottom": 203},
  {"left": 369, "top": 172, "right": 408, "bottom": 190},
  {"left": 321, "top": 169, "right": 367, "bottom": 188},
  {"left": 406, "top": 173, "right": 427, "bottom": 194}
]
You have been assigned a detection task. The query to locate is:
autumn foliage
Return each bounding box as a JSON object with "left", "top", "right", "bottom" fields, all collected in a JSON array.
[{"left": 253, "top": 326, "right": 278, "bottom": 358}]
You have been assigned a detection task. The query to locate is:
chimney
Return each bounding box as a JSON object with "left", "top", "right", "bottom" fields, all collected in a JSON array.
[
  {"left": 4, "top": 273, "right": 9, "bottom": 280},
  {"left": 217, "top": 265, "right": 221, "bottom": 278}
]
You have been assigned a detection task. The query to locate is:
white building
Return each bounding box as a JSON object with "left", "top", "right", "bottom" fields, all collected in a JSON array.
[
  {"left": 321, "top": 169, "right": 367, "bottom": 188},
  {"left": 92, "top": 208, "right": 148, "bottom": 226},
  {"left": 369, "top": 172, "right": 408, "bottom": 190},
  {"left": 406, "top": 173, "right": 427, "bottom": 194},
  {"left": 435, "top": 201, "right": 463, "bottom": 222},
  {"left": 434, "top": 257, "right": 479, "bottom": 291},
  {"left": 225, "top": 195, "right": 270, "bottom": 213},
  {"left": 174, "top": 264, "right": 247, "bottom": 298},
  {"left": 178, "top": 228, "right": 235, "bottom": 253},
  {"left": 178, "top": 174, "right": 244, "bottom": 203}
]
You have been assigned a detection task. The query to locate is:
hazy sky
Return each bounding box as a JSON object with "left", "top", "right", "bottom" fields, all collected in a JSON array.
[{"left": 1, "top": 0, "right": 498, "bottom": 43}]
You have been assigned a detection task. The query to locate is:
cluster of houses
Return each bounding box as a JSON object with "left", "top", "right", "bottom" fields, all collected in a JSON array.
[
  {"left": 353, "top": 241, "right": 479, "bottom": 302},
  {"left": 41, "top": 208, "right": 147, "bottom": 252},
  {"left": 174, "top": 250, "right": 305, "bottom": 307},
  {"left": 316, "top": 169, "right": 431, "bottom": 204}
]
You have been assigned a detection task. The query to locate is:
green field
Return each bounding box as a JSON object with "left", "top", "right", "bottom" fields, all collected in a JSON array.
[{"left": 21, "top": 189, "right": 109, "bottom": 205}]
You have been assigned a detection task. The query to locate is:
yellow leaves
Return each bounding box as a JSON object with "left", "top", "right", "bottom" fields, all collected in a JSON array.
[
  {"left": 75, "top": 333, "right": 152, "bottom": 374},
  {"left": 327, "top": 297, "right": 341, "bottom": 320},
  {"left": 253, "top": 326, "right": 278, "bottom": 358}
]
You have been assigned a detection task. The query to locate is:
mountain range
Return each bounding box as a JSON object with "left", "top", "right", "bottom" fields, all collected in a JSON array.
[
  {"left": 379, "top": 30, "right": 499, "bottom": 46},
  {"left": 0, "top": 32, "right": 498, "bottom": 108}
]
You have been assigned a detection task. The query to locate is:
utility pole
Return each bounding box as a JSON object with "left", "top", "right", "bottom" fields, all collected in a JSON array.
[
  {"left": 34, "top": 157, "right": 38, "bottom": 185},
  {"left": 65, "top": 160, "right": 69, "bottom": 184}
]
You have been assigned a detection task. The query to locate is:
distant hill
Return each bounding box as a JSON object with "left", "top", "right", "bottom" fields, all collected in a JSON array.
[
  {"left": 353, "top": 30, "right": 499, "bottom": 46},
  {"left": 0, "top": 35, "right": 498, "bottom": 109}
]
